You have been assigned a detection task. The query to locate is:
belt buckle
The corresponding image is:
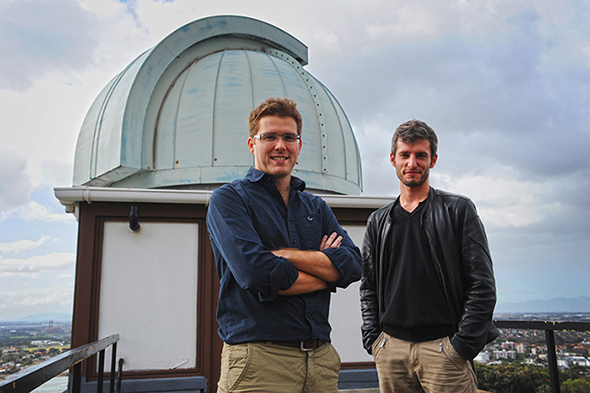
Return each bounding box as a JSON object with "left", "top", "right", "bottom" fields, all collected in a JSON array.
[{"left": 300, "top": 340, "right": 314, "bottom": 352}]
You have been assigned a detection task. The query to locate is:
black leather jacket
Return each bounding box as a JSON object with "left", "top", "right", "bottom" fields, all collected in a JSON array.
[{"left": 360, "top": 187, "right": 498, "bottom": 360}]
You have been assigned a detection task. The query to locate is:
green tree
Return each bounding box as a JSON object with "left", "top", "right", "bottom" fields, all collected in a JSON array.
[
  {"left": 561, "top": 378, "right": 590, "bottom": 393},
  {"left": 475, "top": 363, "right": 551, "bottom": 393}
]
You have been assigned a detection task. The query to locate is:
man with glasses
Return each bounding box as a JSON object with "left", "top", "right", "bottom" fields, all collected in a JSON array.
[{"left": 207, "top": 97, "right": 362, "bottom": 393}]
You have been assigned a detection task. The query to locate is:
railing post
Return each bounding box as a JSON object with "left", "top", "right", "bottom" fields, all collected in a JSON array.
[
  {"left": 116, "top": 358, "right": 124, "bottom": 393},
  {"left": 545, "top": 329, "right": 560, "bottom": 393},
  {"left": 0, "top": 334, "right": 120, "bottom": 393},
  {"left": 98, "top": 349, "right": 105, "bottom": 393},
  {"left": 110, "top": 343, "right": 117, "bottom": 393},
  {"left": 72, "top": 362, "right": 82, "bottom": 393}
]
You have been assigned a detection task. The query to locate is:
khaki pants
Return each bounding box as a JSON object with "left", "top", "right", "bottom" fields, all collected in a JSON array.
[
  {"left": 217, "top": 341, "right": 341, "bottom": 393},
  {"left": 373, "top": 332, "right": 477, "bottom": 393}
]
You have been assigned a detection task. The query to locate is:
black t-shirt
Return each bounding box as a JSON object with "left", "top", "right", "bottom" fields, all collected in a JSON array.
[{"left": 380, "top": 199, "right": 455, "bottom": 342}]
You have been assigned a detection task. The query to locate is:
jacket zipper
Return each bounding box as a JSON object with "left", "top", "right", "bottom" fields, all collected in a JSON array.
[
  {"left": 377, "top": 219, "right": 391, "bottom": 317},
  {"left": 423, "top": 224, "right": 449, "bottom": 299},
  {"left": 422, "top": 222, "right": 458, "bottom": 332}
]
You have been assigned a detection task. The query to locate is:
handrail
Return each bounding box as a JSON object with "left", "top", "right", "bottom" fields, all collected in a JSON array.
[
  {"left": 0, "top": 334, "right": 121, "bottom": 393},
  {"left": 493, "top": 319, "right": 590, "bottom": 393},
  {"left": 494, "top": 320, "right": 590, "bottom": 331}
]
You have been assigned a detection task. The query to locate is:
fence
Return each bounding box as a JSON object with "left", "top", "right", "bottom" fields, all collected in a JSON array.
[
  {"left": 493, "top": 319, "right": 590, "bottom": 393},
  {"left": 0, "top": 334, "right": 121, "bottom": 393}
]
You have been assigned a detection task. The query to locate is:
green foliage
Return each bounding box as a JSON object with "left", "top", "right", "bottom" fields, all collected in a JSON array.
[
  {"left": 48, "top": 347, "right": 60, "bottom": 355},
  {"left": 475, "top": 363, "right": 551, "bottom": 393},
  {"left": 560, "top": 365, "right": 590, "bottom": 393},
  {"left": 561, "top": 378, "right": 590, "bottom": 393},
  {"left": 476, "top": 363, "right": 590, "bottom": 393}
]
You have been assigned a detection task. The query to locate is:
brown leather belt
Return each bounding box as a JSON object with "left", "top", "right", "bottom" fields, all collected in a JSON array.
[{"left": 269, "top": 339, "right": 328, "bottom": 351}]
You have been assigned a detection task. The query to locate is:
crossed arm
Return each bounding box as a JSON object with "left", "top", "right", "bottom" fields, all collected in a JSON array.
[{"left": 275, "top": 232, "right": 343, "bottom": 295}]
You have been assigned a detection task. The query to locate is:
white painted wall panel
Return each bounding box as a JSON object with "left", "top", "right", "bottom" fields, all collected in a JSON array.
[
  {"left": 98, "top": 222, "right": 199, "bottom": 371},
  {"left": 330, "top": 225, "right": 373, "bottom": 362}
]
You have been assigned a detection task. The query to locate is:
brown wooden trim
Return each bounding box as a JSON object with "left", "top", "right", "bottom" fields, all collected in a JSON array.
[
  {"left": 71, "top": 202, "right": 221, "bottom": 388},
  {"left": 331, "top": 207, "right": 377, "bottom": 224},
  {"left": 341, "top": 361, "right": 376, "bottom": 370},
  {"left": 203, "top": 224, "right": 222, "bottom": 392}
]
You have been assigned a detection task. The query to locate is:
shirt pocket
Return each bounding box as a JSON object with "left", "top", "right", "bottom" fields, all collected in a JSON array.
[{"left": 298, "top": 213, "right": 323, "bottom": 250}]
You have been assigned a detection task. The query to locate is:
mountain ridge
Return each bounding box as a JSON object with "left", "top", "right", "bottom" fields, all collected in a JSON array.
[
  {"left": 1, "top": 312, "right": 72, "bottom": 323},
  {"left": 2, "top": 296, "right": 589, "bottom": 322},
  {"left": 495, "top": 295, "right": 590, "bottom": 313}
]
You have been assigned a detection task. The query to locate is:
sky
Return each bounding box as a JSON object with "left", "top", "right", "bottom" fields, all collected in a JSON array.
[{"left": 0, "top": 0, "right": 589, "bottom": 321}]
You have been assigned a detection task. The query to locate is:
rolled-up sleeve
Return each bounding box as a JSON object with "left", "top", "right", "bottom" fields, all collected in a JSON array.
[
  {"left": 207, "top": 187, "right": 299, "bottom": 301},
  {"left": 322, "top": 246, "right": 361, "bottom": 289}
]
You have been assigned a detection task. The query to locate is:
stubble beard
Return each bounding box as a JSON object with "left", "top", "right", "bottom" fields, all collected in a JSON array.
[{"left": 398, "top": 168, "right": 429, "bottom": 188}]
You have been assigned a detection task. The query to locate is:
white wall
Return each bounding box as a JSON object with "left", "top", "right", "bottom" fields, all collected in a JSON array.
[
  {"left": 330, "top": 225, "right": 373, "bottom": 362},
  {"left": 98, "top": 222, "right": 199, "bottom": 371},
  {"left": 95, "top": 220, "right": 372, "bottom": 368}
]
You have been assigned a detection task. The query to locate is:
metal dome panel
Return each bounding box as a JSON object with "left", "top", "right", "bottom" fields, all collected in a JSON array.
[{"left": 73, "top": 15, "right": 362, "bottom": 194}]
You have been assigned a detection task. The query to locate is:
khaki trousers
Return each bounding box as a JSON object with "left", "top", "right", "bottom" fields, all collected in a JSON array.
[
  {"left": 373, "top": 332, "right": 477, "bottom": 393},
  {"left": 217, "top": 341, "right": 341, "bottom": 393}
]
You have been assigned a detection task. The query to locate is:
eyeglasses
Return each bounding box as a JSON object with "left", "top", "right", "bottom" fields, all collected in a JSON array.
[{"left": 252, "top": 133, "right": 301, "bottom": 144}]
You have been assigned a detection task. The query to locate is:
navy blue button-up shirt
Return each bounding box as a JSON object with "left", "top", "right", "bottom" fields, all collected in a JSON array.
[{"left": 207, "top": 168, "right": 362, "bottom": 344}]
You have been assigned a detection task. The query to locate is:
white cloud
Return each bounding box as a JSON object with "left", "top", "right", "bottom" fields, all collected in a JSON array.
[
  {"left": 354, "top": 119, "right": 399, "bottom": 196},
  {"left": 79, "top": 0, "right": 120, "bottom": 16},
  {"left": 38, "top": 161, "right": 75, "bottom": 189},
  {"left": 1, "top": 201, "right": 76, "bottom": 223},
  {"left": 0, "top": 147, "right": 33, "bottom": 213},
  {"left": 0, "top": 80, "right": 99, "bottom": 190},
  {"left": 12, "top": 291, "right": 72, "bottom": 308},
  {"left": 0, "top": 285, "right": 74, "bottom": 314},
  {"left": 0, "top": 252, "right": 75, "bottom": 278},
  {"left": 0, "top": 0, "right": 100, "bottom": 92},
  {"left": 0, "top": 237, "right": 53, "bottom": 255},
  {"left": 434, "top": 171, "right": 551, "bottom": 228},
  {"left": 364, "top": 3, "right": 446, "bottom": 41},
  {"left": 19, "top": 202, "right": 77, "bottom": 223}
]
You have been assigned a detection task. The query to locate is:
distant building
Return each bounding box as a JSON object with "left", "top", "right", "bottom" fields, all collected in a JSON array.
[
  {"left": 494, "top": 349, "right": 516, "bottom": 360},
  {"left": 531, "top": 345, "right": 547, "bottom": 355},
  {"left": 570, "top": 356, "right": 590, "bottom": 367},
  {"left": 558, "top": 356, "right": 590, "bottom": 368},
  {"left": 501, "top": 341, "right": 515, "bottom": 350},
  {"left": 474, "top": 351, "right": 492, "bottom": 364},
  {"left": 30, "top": 340, "right": 62, "bottom": 348}
]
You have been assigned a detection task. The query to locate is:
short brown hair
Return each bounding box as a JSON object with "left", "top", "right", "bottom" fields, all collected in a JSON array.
[
  {"left": 248, "top": 97, "right": 303, "bottom": 137},
  {"left": 391, "top": 119, "right": 438, "bottom": 158}
]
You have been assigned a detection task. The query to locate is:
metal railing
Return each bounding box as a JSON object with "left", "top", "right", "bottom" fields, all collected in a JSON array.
[
  {"left": 493, "top": 319, "right": 590, "bottom": 393},
  {"left": 0, "top": 334, "right": 122, "bottom": 393}
]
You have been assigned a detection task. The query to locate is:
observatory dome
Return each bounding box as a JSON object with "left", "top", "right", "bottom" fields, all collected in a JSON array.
[{"left": 73, "top": 15, "right": 362, "bottom": 194}]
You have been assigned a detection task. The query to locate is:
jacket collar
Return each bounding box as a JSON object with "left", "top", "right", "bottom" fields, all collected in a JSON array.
[{"left": 387, "top": 187, "right": 436, "bottom": 220}]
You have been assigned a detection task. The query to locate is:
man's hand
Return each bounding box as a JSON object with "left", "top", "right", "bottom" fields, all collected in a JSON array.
[{"left": 320, "top": 232, "right": 343, "bottom": 250}]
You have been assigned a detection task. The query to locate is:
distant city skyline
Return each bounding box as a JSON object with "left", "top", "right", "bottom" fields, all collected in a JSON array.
[{"left": 3, "top": 298, "right": 590, "bottom": 323}]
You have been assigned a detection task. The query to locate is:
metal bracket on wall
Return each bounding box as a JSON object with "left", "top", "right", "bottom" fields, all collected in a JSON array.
[{"left": 129, "top": 206, "right": 140, "bottom": 232}]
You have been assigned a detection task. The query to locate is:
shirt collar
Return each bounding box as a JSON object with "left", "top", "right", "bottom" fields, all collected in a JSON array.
[{"left": 245, "top": 167, "right": 306, "bottom": 192}]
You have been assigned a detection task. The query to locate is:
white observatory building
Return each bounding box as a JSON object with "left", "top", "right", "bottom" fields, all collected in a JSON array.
[{"left": 55, "top": 15, "right": 387, "bottom": 393}]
